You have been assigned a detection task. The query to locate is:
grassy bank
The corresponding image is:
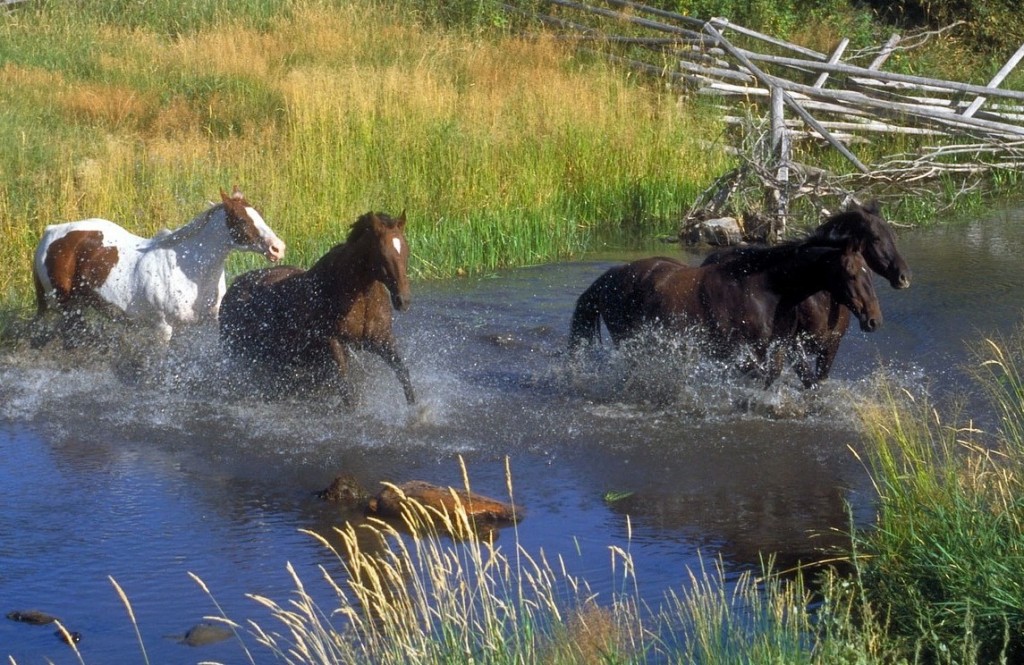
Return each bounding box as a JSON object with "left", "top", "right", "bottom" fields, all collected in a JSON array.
[
  {"left": 3, "top": 0, "right": 1021, "bottom": 324},
  {"left": 0, "top": 0, "right": 729, "bottom": 317},
  {"left": 846, "top": 336, "right": 1024, "bottom": 662}
]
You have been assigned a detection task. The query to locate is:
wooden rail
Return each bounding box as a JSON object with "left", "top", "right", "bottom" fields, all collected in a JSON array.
[{"left": 506, "top": 0, "right": 1024, "bottom": 241}]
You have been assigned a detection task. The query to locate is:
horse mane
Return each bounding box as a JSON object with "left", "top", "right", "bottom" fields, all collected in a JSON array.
[
  {"left": 148, "top": 203, "right": 220, "bottom": 249},
  {"left": 807, "top": 201, "right": 884, "bottom": 246},
  {"left": 307, "top": 211, "right": 401, "bottom": 277},
  {"left": 345, "top": 211, "right": 401, "bottom": 244},
  {"left": 712, "top": 238, "right": 809, "bottom": 276},
  {"left": 704, "top": 202, "right": 882, "bottom": 271}
]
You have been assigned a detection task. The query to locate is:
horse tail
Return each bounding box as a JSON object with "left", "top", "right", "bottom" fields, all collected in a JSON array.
[
  {"left": 569, "top": 271, "right": 613, "bottom": 350},
  {"left": 33, "top": 268, "right": 48, "bottom": 317}
]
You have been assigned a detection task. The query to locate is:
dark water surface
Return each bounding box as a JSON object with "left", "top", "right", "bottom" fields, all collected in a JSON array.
[{"left": 3, "top": 205, "right": 1024, "bottom": 663}]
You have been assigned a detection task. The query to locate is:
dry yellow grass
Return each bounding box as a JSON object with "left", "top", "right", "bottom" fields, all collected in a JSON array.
[{"left": 59, "top": 83, "right": 159, "bottom": 131}]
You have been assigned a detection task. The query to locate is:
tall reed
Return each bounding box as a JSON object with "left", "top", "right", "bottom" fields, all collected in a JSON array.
[
  {"left": 244, "top": 458, "right": 645, "bottom": 663},
  {"left": 850, "top": 337, "right": 1024, "bottom": 662},
  {"left": 239, "top": 459, "right": 824, "bottom": 664}
]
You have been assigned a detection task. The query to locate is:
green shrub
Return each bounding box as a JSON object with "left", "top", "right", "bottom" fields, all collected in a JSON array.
[{"left": 862, "top": 0, "right": 1024, "bottom": 56}]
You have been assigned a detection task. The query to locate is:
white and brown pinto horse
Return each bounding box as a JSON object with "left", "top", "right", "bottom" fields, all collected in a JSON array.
[{"left": 32, "top": 186, "right": 285, "bottom": 346}]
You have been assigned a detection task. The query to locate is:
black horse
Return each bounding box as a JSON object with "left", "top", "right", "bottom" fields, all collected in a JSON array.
[
  {"left": 702, "top": 201, "right": 909, "bottom": 387},
  {"left": 569, "top": 239, "right": 882, "bottom": 388}
]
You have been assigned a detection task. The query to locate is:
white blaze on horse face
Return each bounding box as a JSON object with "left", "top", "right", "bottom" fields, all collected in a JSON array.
[
  {"left": 245, "top": 206, "right": 286, "bottom": 262},
  {"left": 392, "top": 237, "right": 403, "bottom": 254}
]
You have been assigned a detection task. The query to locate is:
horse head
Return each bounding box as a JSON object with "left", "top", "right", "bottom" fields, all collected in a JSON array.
[
  {"left": 816, "top": 201, "right": 910, "bottom": 290},
  {"left": 219, "top": 186, "right": 286, "bottom": 263},
  {"left": 836, "top": 243, "right": 882, "bottom": 333},
  {"left": 369, "top": 210, "right": 411, "bottom": 311}
]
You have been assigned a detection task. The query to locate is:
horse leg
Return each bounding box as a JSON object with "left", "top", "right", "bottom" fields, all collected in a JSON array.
[
  {"left": 58, "top": 306, "right": 89, "bottom": 349},
  {"left": 735, "top": 341, "right": 784, "bottom": 389},
  {"left": 327, "top": 338, "right": 355, "bottom": 406},
  {"left": 370, "top": 338, "right": 416, "bottom": 405},
  {"left": 814, "top": 332, "right": 845, "bottom": 384},
  {"left": 725, "top": 336, "right": 766, "bottom": 385},
  {"left": 812, "top": 305, "right": 851, "bottom": 385},
  {"left": 791, "top": 336, "right": 820, "bottom": 389},
  {"left": 763, "top": 345, "right": 787, "bottom": 389},
  {"left": 151, "top": 314, "right": 173, "bottom": 345},
  {"left": 29, "top": 271, "right": 56, "bottom": 349}
]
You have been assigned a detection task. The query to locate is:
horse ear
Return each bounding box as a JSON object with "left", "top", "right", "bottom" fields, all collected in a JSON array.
[
  {"left": 220, "top": 188, "right": 230, "bottom": 204},
  {"left": 864, "top": 199, "right": 882, "bottom": 216},
  {"left": 231, "top": 184, "right": 244, "bottom": 200},
  {"left": 397, "top": 209, "right": 407, "bottom": 228}
]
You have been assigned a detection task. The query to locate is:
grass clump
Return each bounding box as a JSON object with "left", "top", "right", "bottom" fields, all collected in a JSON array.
[
  {"left": 244, "top": 459, "right": 645, "bottom": 663},
  {"left": 237, "top": 459, "right": 822, "bottom": 664},
  {"left": 848, "top": 332, "right": 1024, "bottom": 663}
]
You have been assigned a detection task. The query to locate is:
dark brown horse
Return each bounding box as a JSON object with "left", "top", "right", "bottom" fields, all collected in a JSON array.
[
  {"left": 219, "top": 211, "right": 415, "bottom": 404},
  {"left": 568, "top": 240, "right": 882, "bottom": 388},
  {"left": 703, "top": 201, "right": 909, "bottom": 387}
]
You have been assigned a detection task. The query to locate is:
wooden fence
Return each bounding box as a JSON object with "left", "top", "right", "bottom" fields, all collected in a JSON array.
[{"left": 504, "top": 0, "right": 1024, "bottom": 240}]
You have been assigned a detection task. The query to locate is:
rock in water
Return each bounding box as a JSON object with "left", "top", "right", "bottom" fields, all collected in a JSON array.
[
  {"left": 317, "top": 474, "right": 524, "bottom": 530},
  {"left": 6, "top": 609, "right": 59, "bottom": 625},
  {"left": 316, "top": 474, "right": 371, "bottom": 505},
  {"left": 172, "top": 622, "right": 233, "bottom": 647},
  {"left": 369, "top": 480, "right": 522, "bottom": 524}
]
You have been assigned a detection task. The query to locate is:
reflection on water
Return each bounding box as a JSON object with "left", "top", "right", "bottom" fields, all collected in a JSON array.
[{"left": 3, "top": 204, "right": 1024, "bottom": 662}]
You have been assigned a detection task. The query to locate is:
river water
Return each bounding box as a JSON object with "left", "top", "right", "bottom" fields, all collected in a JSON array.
[{"left": 2, "top": 204, "right": 1023, "bottom": 663}]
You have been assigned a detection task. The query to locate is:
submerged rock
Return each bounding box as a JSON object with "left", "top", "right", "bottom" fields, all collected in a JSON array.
[
  {"left": 6, "top": 609, "right": 58, "bottom": 625},
  {"left": 169, "top": 621, "right": 234, "bottom": 647},
  {"left": 55, "top": 628, "right": 82, "bottom": 645},
  {"left": 318, "top": 474, "right": 524, "bottom": 527},
  {"left": 317, "top": 474, "right": 366, "bottom": 504},
  {"left": 370, "top": 480, "right": 522, "bottom": 523}
]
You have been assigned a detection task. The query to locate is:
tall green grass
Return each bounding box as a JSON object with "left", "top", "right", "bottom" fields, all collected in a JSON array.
[
  {"left": 0, "top": 0, "right": 729, "bottom": 322},
  {"left": 847, "top": 332, "right": 1024, "bottom": 662}
]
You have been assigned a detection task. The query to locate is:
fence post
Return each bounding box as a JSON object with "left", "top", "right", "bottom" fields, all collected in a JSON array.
[{"left": 770, "top": 85, "right": 790, "bottom": 240}]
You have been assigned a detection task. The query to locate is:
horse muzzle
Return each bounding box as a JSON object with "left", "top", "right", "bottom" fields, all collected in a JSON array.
[
  {"left": 859, "top": 315, "right": 881, "bottom": 333},
  {"left": 263, "top": 239, "right": 286, "bottom": 263},
  {"left": 392, "top": 292, "right": 412, "bottom": 311},
  {"left": 890, "top": 272, "right": 911, "bottom": 289}
]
